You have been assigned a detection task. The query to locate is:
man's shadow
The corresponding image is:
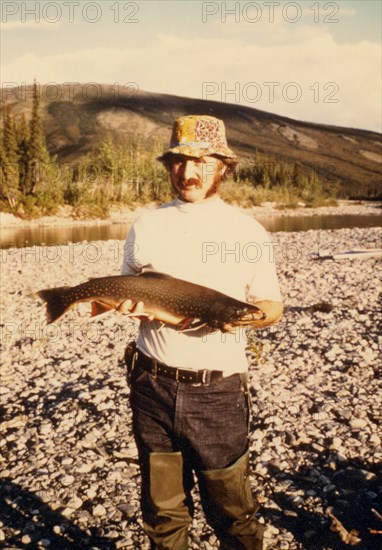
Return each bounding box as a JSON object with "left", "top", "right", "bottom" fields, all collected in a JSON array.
[
  {"left": 252, "top": 444, "right": 382, "bottom": 550},
  {"left": 0, "top": 478, "right": 117, "bottom": 549}
]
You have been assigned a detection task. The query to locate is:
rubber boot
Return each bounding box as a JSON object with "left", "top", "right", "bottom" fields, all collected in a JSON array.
[
  {"left": 200, "top": 451, "right": 264, "bottom": 550},
  {"left": 142, "top": 452, "right": 192, "bottom": 550}
]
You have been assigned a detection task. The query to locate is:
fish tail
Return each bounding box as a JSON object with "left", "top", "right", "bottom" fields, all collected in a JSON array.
[{"left": 37, "top": 287, "right": 70, "bottom": 324}]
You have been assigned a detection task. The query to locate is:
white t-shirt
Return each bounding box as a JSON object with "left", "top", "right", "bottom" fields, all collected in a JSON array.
[{"left": 121, "top": 197, "right": 282, "bottom": 375}]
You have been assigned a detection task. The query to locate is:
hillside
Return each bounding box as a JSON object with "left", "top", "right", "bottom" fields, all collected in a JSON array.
[{"left": 1, "top": 83, "right": 381, "bottom": 196}]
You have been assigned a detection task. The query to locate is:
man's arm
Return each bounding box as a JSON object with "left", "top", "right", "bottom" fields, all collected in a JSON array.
[{"left": 244, "top": 225, "right": 283, "bottom": 329}]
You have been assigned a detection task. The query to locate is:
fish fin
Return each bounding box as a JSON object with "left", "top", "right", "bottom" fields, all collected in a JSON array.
[
  {"left": 123, "top": 312, "right": 152, "bottom": 318},
  {"left": 36, "top": 287, "right": 70, "bottom": 324},
  {"left": 180, "top": 324, "right": 210, "bottom": 333},
  {"left": 176, "top": 318, "right": 194, "bottom": 331},
  {"left": 221, "top": 324, "right": 238, "bottom": 334},
  {"left": 137, "top": 271, "right": 171, "bottom": 279},
  {"left": 90, "top": 301, "right": 115, "bottom": 317},
  {"left": 177, "top": 318, "right": 207, "bottom": 332}
]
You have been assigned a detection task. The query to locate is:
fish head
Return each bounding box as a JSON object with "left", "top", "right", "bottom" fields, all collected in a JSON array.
[
  {"left": 228, "top": 304, "right": 266, "bottom": 326},
  {"left": 208, "top": 302, "right": 266, "bottom": 331}
]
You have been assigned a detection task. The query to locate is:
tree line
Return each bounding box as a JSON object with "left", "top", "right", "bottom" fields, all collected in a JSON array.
[{"left": 1, "top": 85, "right": 343, "bottom": 219}]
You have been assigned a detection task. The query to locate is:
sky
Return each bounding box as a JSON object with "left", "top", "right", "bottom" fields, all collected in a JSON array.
[{"left": 1, "top": 0, "right": 381, "bottom": 132}]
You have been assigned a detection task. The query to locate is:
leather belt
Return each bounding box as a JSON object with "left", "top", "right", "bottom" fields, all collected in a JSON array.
[{"left": 137, "top": 350, "right": 225, "bottom": 385}]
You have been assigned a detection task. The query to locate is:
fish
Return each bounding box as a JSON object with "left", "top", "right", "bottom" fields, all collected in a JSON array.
[{"left": 36, "top": 272, "right": 266, "bottom": 332}]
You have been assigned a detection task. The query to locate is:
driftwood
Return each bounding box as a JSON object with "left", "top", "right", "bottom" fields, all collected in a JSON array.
[
  {"left": 327, "top": 507, "right": 361, "bottom": 546},
  {"left": 371, "top": 508, "right": 382, "bottom": 522},
  {"left": 369, "top": 508, "right": 382, "bottom": 535}
]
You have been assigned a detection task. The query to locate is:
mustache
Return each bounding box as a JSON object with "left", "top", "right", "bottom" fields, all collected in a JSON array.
[{"left": 178, "top": 178, "right": 202, "bottom": 188}]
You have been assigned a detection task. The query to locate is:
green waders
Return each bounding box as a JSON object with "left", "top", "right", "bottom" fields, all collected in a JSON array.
[
  {"left": 143, "top": 452, "right": 192, "bottom": 550},
  {"left": 200, "top": 451, "right": 264, "bottom": 550}
]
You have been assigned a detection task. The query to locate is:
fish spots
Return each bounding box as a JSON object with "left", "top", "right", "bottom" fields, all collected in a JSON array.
[{"left": 39, "top": 273, "right": 262, "bottom": 329}]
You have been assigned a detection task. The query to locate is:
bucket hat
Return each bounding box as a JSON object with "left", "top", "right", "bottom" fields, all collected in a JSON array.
[{"left": 158, "top": 115, "right": 237, "bottom": 160}]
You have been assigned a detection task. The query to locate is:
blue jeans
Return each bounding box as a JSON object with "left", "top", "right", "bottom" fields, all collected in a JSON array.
[
  {"left": 130, "top": 362, "right": 249, "bottom": 470},
  {"left": 129, "top": 359, "right": 264, "bottom": 549}
]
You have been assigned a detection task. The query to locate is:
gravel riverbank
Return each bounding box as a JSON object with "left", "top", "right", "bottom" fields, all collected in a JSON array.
[{"left": 1, "top": 227, "right": 381, "bottom": 549}]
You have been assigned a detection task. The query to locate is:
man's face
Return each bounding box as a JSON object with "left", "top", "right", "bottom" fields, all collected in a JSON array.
[{"left": 169, "top": 155, "right": 226, "bottom": 203}]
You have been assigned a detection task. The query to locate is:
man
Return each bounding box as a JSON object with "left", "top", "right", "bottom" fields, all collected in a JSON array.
[{"left": 121, "top": 115, "right": 283, "bottom": 549}]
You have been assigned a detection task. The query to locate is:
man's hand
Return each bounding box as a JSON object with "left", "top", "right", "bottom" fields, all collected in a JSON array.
[{"left": 117, "top": 300, "right": 155, "bottom": 321}]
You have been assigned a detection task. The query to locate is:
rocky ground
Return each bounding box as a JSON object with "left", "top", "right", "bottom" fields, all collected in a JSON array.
[{"left": 0, "top": 227, "right": 381, "bottom": 549}]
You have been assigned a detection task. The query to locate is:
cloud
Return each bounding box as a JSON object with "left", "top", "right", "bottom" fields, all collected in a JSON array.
[
  {"left": 203, "top": 2, "right": 356, "bottom": 39},
  {"left": 1, "top": 29, "right": 380, "bottom": 132},
  {"left": 1, "top": 20, "right": 61, "bottom": 30}
]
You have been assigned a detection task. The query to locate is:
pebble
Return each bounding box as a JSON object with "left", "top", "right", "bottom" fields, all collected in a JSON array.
[
  {"left": 76, "top": 463, "right": 93, "bottom": 473},
  {"left": 304, "top": 530, "right": 317, "bottom": 540},
  {"left": 66, "top": 496, "right": 83, "bottom": 510},
  {"left": 369, "top": 434, "right": 381, "bottom": 447},
  {"left": 61, "top": 507, "right": 75, "bottom": 517},
  {"left": 349, "top": 418, "right": 368, "bottom": 430},
  {"left": 1, "top": 227, "right": 381, "bottom": 550},
  {"left": 92, "top": 504, "right": 107, "bottom": 517},
  {"left": 86, "top": 486, "right": 98, "bottom": 499},
  {"left": 39, "top": 423, "right": 52, "bottom": 435},
  {"left": 59, "top": 475, "right": 75, "bottom": 486}
]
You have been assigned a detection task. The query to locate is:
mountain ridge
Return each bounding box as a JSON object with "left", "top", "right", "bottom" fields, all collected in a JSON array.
[{"left": 2, "top": 83, "right": 381, "bottom": 195}]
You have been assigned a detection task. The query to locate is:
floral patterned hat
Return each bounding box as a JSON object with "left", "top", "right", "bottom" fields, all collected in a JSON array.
[{"left": 159, "top": 115, "right": 237, "bottom": 160}]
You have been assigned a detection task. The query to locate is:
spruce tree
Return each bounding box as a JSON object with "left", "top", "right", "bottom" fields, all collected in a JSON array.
[
  {"left": 17, "top": 113, "right": 30, "bottom": 196},
  {"left": 0, "top": 141, "right": 11, "bottom": 204},
  {"left": 292, "top": 162, "right": 303, "bottom": 190},
  {"left": 24, "top": 81, "right": 50, "bottom": 195},
  {"left": 0, "top": 103, "right": 20, "bottom": 205}
]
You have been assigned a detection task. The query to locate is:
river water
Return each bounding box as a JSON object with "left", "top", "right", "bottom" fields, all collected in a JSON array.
[{"left": 1, "top": 214, "right": 381, "bottom": 249}]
